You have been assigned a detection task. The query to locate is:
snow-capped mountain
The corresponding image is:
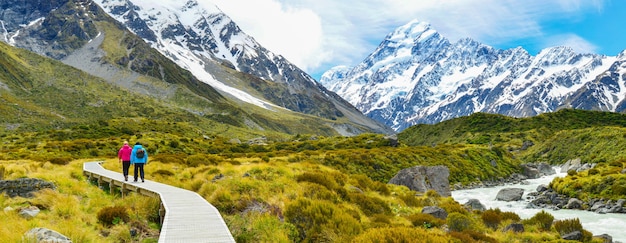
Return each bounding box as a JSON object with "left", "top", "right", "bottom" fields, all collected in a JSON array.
[
  {"left": 0, "top": 0, "right": 392, "bottom": 135},
  {"left": 320, "top": 20, "right": 626, "bottom": 131},
  {"left": 92, "top": 0, "right": 372, "bottom": 121}
]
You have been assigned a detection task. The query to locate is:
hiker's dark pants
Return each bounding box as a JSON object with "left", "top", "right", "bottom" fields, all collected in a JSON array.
[
  {"left": 134, "top": 163, "right": 145, "bottom": 181},
  {"left": 122, "top": 161, "right": 130, "bottom": 177}
]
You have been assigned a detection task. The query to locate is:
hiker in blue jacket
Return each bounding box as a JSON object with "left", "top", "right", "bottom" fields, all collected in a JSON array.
[{"left": 130, "top": 142, "right": 148, "bottom": 182}]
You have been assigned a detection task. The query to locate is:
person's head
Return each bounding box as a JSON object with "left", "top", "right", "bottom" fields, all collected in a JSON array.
[
  {"left": 135, "top": 142, "right": 142, "bottom": 146},
  {"left": 123, "top": 141, "right": 129, "bottom": 145}
]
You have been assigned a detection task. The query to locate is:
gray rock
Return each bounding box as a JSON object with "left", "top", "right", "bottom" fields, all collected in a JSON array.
[
  {"left": 24, "top": 227, "right": 72, "bottom": 243},
  {"left": 566, "top": 198, "right": 583, "bottom": 209},
  {"left": 591, "top": 201, "right": 605, "bottom": 211},
  {"left": 503, "top": 223, "right": 524, "bottom": 233},
  {"left": 594, "top": 233, "right": 612, "bottom": 243},
  {"left": 463, "top": 199, "right": 486, "bottom": 211},
  {"left": 496, "top": 188, "right": 524, "bottom": 201},
  {"left": 521, "top": 164, "right": 541, "bottom": 179},
  {"left": 561, "top": 158, "right": 581, "bottom": 173},
  {"left": 537, "top": 163, "right": 556, "bottom": 175},
  {"left": 608, "top": 205, "right": 623, "bottom": 213},
  {"left": 536, "top": 184, "right": 549, "bottom": 193},
  {"left": 421, "top": 206, "right": 448, "bottom": 220},
  {"left": 19, "top": 206, "right": 40, "bottom": 219},
  {"left": 0, "top": 178, "right": 56, "bottom": 198},
  {"left": 562, "top": 231, "right": 583, "bottom": 241},
  {"left": 388, "top": 165, "right": 450, "bottom": 197}
]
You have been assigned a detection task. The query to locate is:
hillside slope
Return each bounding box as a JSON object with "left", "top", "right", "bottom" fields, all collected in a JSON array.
[{"left": 0, "top": 0, "right": 390, "bottom": 136}]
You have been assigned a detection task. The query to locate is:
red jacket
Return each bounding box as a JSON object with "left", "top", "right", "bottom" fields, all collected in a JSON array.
[{"left": 118, "top": 144, "right": 132, "bottom": 162}]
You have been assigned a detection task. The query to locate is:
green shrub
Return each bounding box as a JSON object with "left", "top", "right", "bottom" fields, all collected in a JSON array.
[
  {"left": 295, "top": 172, "right": 338, "bottom": 191},
  {"left": 567, "top": 170, "right": 578, "bottom": 176},
  {"left": 371, "top": 181, "right": 390, "bottom": 195},
  {"left": 152, "top": 169, "right": 175, "bottom": 177},
  {"left": 406, "top": 213, "right": 445, "bottom": 228},
  {"left": 49, "top": 157, "right": 72, "bottom": 165},
  {"left": 447, "top": 212, "right": 473, "bottom": 232},
  {"left": 349, "top": 193, "right": 391, "bottom": 216},
  {"left": 285, "top": 198, "right": 361, "bottom": 242},
  {"left": 152, "top": 153, "right": 186, "bottom": 164},
  {"left": 481, "top": 209, "right": 502, "bottom": 230},
  {"left": 554, "top": 218, "right": 582, "bottom": 235},
  {"left": 501, "top": 211, "right": 521, "bottom": 222},
  {"left": 351, "top": 227, "right": 451, "bottom": 243},
  {"left": 528, "top": 210, "right": 554, "bottom": 231},
  {"left": 186, "top": 154, "right": 221, "bottom": 167},
  {"left": 450, "top": 230, "right": 498, "bottom": 243},
  {"left": 398, "top": 192, "right": 422, "bottom": 207},
  {"left": 97, "top": 206, "right": 129, "bottom": 226},
  {"left": 302, "top": 183, "right": 337, "bottom": 202}
]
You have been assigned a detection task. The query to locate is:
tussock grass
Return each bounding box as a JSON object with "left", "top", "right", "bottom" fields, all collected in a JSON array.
[{"left": 0, "top": 160, "right": 159, "bottom": 242}]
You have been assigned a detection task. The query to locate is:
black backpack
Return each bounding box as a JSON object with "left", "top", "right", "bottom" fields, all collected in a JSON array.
[{"left": 136, "top": 148, "right": 145, "bottom": 159}]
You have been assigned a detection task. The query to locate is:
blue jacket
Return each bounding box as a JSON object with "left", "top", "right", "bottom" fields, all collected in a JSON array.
[{"left": 131, "top": 144, "right": 148, "bottom": 164}]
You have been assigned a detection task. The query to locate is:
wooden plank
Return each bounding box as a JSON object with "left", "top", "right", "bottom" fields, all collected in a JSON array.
[{"left": 83, "top": 162, "right": 235, "bottom": 243}]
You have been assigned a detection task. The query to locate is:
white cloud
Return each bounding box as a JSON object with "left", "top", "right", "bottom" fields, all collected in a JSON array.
[
  {"left": 206, "top": 0, "right": 607, "bottom": 79},
  {"left": 206, "top": 0, "right": 328, "bottom": 71}
]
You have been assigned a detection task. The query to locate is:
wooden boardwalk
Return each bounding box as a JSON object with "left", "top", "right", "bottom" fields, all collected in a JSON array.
[{"left": 83, "top": 161, "right": 235, "bottom": 243}]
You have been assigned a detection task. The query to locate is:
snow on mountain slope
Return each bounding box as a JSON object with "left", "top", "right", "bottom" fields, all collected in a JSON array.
[
  {"left": 320, "top": 20, "right": 626, "bottom": 131},
  {"left": 93, "top": 0, "right": 396, "bottom": 136},
  {"left": 94, "top": 0, "right": 277, "bottom": 109}
]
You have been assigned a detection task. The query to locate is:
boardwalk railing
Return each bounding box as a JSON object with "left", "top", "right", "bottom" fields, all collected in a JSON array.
[{"left": 83, "top": 161, "right": 235, "bottom": 243}]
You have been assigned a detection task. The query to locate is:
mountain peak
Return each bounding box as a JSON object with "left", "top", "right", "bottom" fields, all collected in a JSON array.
[
  {"left": 320, "top": 19, "right": 625, "bottom": 131},
  {"left": 387, "top": 20, "right": 432, "bottom": 41}
]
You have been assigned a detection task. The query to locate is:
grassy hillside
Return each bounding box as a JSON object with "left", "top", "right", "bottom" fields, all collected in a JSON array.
[
  {"left": 0, "top": 143, "right": 604, "bottom": 242},
  {"left": 399, "top": 109, "right": 626, "bottom": 202},
  {"left": 399, "top": 109, "right": 626, "bottom": 147}
]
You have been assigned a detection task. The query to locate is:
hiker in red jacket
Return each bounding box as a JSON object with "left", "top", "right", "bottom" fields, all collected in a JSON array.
[{"left": 118, "top": 141, "right": 133, "bottom": 181}]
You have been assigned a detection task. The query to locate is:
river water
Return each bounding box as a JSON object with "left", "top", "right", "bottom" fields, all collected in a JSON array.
[{"left": 451, "top": 170, "right": 626, "bottom": 241}]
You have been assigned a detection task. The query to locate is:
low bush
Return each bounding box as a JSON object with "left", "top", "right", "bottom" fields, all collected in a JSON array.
[
  {"left": 554, "top": 218, "right": 582, "bottom": 235},
  {"left": 406, "top": 213, "right": 445, "bottom": 228},
  {"left": 49, "top": 157, "right": 72, "bottom": 165},
  {"left": 447, "top": 212, "right": 474, "bottom": 232},
  {"left": 481, "top": 209, "right": 502, "bottom": 230},
  {"left": 351, "top": 227, "right": 451, "bottom": 243},
  {"left": 349, "top": 193, "right": 391, "bottom": 216},
  {"left": 295, "top": 172, "right": 338, "bottom": 191},
  {"left": 450, "top": 230, "right": 498, "bottom": 243},
  {"left": 97, "top": 205, "right": 129, "bottom": 226},
  {"left": 527, "top": 210, "right": 554, "bottom": 231},
  {"left": 152, "top": 169, "right": 175, "bottom": 177}
]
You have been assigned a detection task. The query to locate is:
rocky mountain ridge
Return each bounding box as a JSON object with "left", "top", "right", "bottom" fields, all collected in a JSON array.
[
  {"left": 0, "top": 0, "right": 392, "bottom": 135},
  {"left": 91, "top": 0, "right": 391, "bottom": 134},
  {"left": 320, "top": 20, "right": 626, "bottom": 131}
]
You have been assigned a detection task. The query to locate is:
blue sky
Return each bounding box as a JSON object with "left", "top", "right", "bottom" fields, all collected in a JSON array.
[{"left": 207, "top": 0, "right": 626, "bottom": 80}]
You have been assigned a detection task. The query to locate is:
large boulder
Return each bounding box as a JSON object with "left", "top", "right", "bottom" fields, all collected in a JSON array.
[
  {"left": 503, "top": 223, "right": 525, "bottom": 233},
  {"left": 566, "top": 198, "right": 583, "bottom": 209},
  {"left": 24, "top": 228, "right": 72, "bottom": 243},
  {"left": 388, "top": 165, "right": 450, "bottom": 196},
  {"left": 562, "top": 231, "right": 583, "bottom": 241},
  {"left": 521, "top": 164, "right": 541, "bottom": 179},
  {"left": 496, "top": 188, "right": 524, "bottom": 201},
  {"left": 464, "top": 199, "right": 486, "bottom": 211},
  {"left": 537, "top": 163, "right": 556, "bottom": 175},
  {"left": 421, "top": 206, "right": 448, "bottom": 219},
  {"left": 520, "top": 162, "right": 555, "bottom": 179}
]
